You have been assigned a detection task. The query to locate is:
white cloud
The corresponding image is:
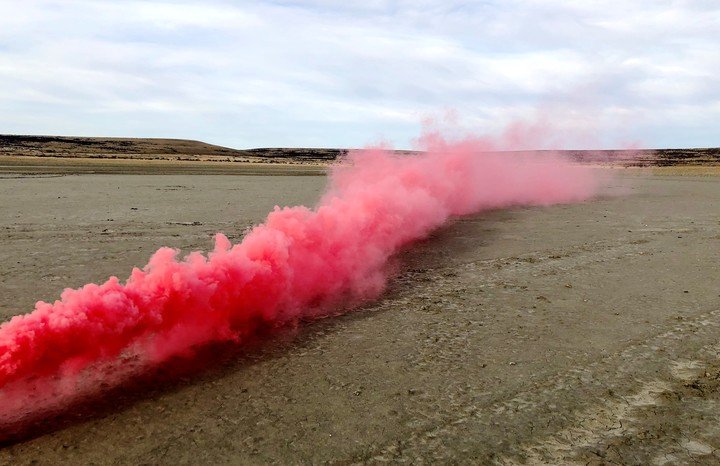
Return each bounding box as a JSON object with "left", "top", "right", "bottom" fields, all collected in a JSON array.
[{"left": 0, "top": 0, "right": 717, "bottom": 148}]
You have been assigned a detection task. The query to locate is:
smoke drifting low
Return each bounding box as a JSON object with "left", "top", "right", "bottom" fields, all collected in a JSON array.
[{"left": 0, "top": 129, "right": 605, "bottom": 427}]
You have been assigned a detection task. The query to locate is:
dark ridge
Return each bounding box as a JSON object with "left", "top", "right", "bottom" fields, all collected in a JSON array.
[
  {"left": 0, "top": 135, "right": 243, "bottom": 157},
  {"left": 497, "top": 148, "right": 720, "bottom": 167},
  {"left": 244, "top": 148, "right": 347, "bottom": 161}
]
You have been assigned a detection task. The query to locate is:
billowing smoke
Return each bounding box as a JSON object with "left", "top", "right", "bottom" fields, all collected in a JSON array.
[{"left": 0, "top": 129, "right": 605, "bottom": 429}]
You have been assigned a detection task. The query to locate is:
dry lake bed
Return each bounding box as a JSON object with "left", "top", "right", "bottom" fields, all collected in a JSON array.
[{"left": 1, "top": 168, "right": 719, "bottom": 464}]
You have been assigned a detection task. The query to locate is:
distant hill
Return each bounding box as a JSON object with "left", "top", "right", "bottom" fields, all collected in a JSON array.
[
  {"left": 0, "top": 135, "right": 345, "bottom": 164},
  {"left": 562, "top": 148, "right": 720, "bottom": 167},
  {"left": 0, "top": 135, "right": 718, "bottom": 166},
  {"left": 505, "top": 148, "right": 720, "bottom": 167}
]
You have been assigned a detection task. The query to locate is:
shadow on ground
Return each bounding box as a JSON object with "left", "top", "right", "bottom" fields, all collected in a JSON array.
[{"left": 0, "top": 212, "right": 504, "bottom": 446}]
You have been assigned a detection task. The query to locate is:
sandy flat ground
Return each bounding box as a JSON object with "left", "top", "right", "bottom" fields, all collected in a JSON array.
[
  {"left": 0, "top": 155, "right": 328, "bottom": 176},
  {"left": 1, "top": 169, "right": 720, "bottom": 464}
]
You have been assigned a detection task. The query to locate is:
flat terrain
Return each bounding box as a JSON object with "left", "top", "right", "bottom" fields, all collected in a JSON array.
[
  {"left": 1, "top": 169, "right": 720, "bottom": 464},
  {"left": 0, "top": 155, "right": 327, "bottom": 176}
]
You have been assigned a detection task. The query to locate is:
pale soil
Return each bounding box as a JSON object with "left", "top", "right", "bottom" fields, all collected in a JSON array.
[
  {"left": 1, "top": 170, "right": 719, "bottom": 464},
  {"left": 649, "top": 165, "right": 720, "bottom": 176},
  {"left": 0, "top": 155, "right": 328, "bottom": 176}
]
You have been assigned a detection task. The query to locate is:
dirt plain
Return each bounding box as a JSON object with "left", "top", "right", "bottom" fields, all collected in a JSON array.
[{"left": 0, "top": 162, "right": 719, "bottom": 465}]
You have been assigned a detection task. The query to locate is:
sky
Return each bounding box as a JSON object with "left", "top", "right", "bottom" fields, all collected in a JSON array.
[{"left": 0, "top": 0, "right": 718, "bottom": 149}]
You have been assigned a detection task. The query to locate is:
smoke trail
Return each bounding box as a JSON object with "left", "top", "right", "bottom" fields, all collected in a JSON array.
[{"left": 0, "top": 130, "right": 604, "bottom": 426}]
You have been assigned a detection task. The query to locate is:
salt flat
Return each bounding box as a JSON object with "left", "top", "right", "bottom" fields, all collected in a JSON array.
[{"left": 1, "top": 170, "right": 719, "bottom": 464}]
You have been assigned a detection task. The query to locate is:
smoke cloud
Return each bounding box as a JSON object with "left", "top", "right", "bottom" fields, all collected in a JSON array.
[{"left": 0, "top": 128, "right": 605, "bottom": 429}]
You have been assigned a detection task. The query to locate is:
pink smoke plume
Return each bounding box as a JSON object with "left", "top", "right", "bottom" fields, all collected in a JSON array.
[{"left": 0, "top": 129, "right": 605, "bottom": 429}]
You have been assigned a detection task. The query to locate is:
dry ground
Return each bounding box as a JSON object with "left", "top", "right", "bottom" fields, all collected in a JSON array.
[
  {"left": 0, "top": 166, "right": 719, "bottom": 464},
  {"left": 0, "top": 155, "right": 328, "bottom": 176}
]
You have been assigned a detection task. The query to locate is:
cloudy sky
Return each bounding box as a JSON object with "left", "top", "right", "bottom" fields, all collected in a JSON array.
[{"left": 0, "top": 1, "right": 718, "bottom": 149}]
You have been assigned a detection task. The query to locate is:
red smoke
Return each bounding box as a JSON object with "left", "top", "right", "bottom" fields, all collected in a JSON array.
[{"left": 0, "top": 130, "right": 604, "bottom": 426}]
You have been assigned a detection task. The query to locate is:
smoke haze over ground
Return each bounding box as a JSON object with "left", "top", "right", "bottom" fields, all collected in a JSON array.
[{"left": 0, "top": 128, "right": 606, "bottom": 430}]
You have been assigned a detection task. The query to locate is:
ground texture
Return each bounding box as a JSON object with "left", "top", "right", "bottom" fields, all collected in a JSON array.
[{"left": 1, "top": 169, "right": 719, "bottom": 464}]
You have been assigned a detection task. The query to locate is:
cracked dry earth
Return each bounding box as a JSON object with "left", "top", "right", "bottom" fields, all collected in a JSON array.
[{"left": 1, "top": 171, "right": 720, "bottom": 465}]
